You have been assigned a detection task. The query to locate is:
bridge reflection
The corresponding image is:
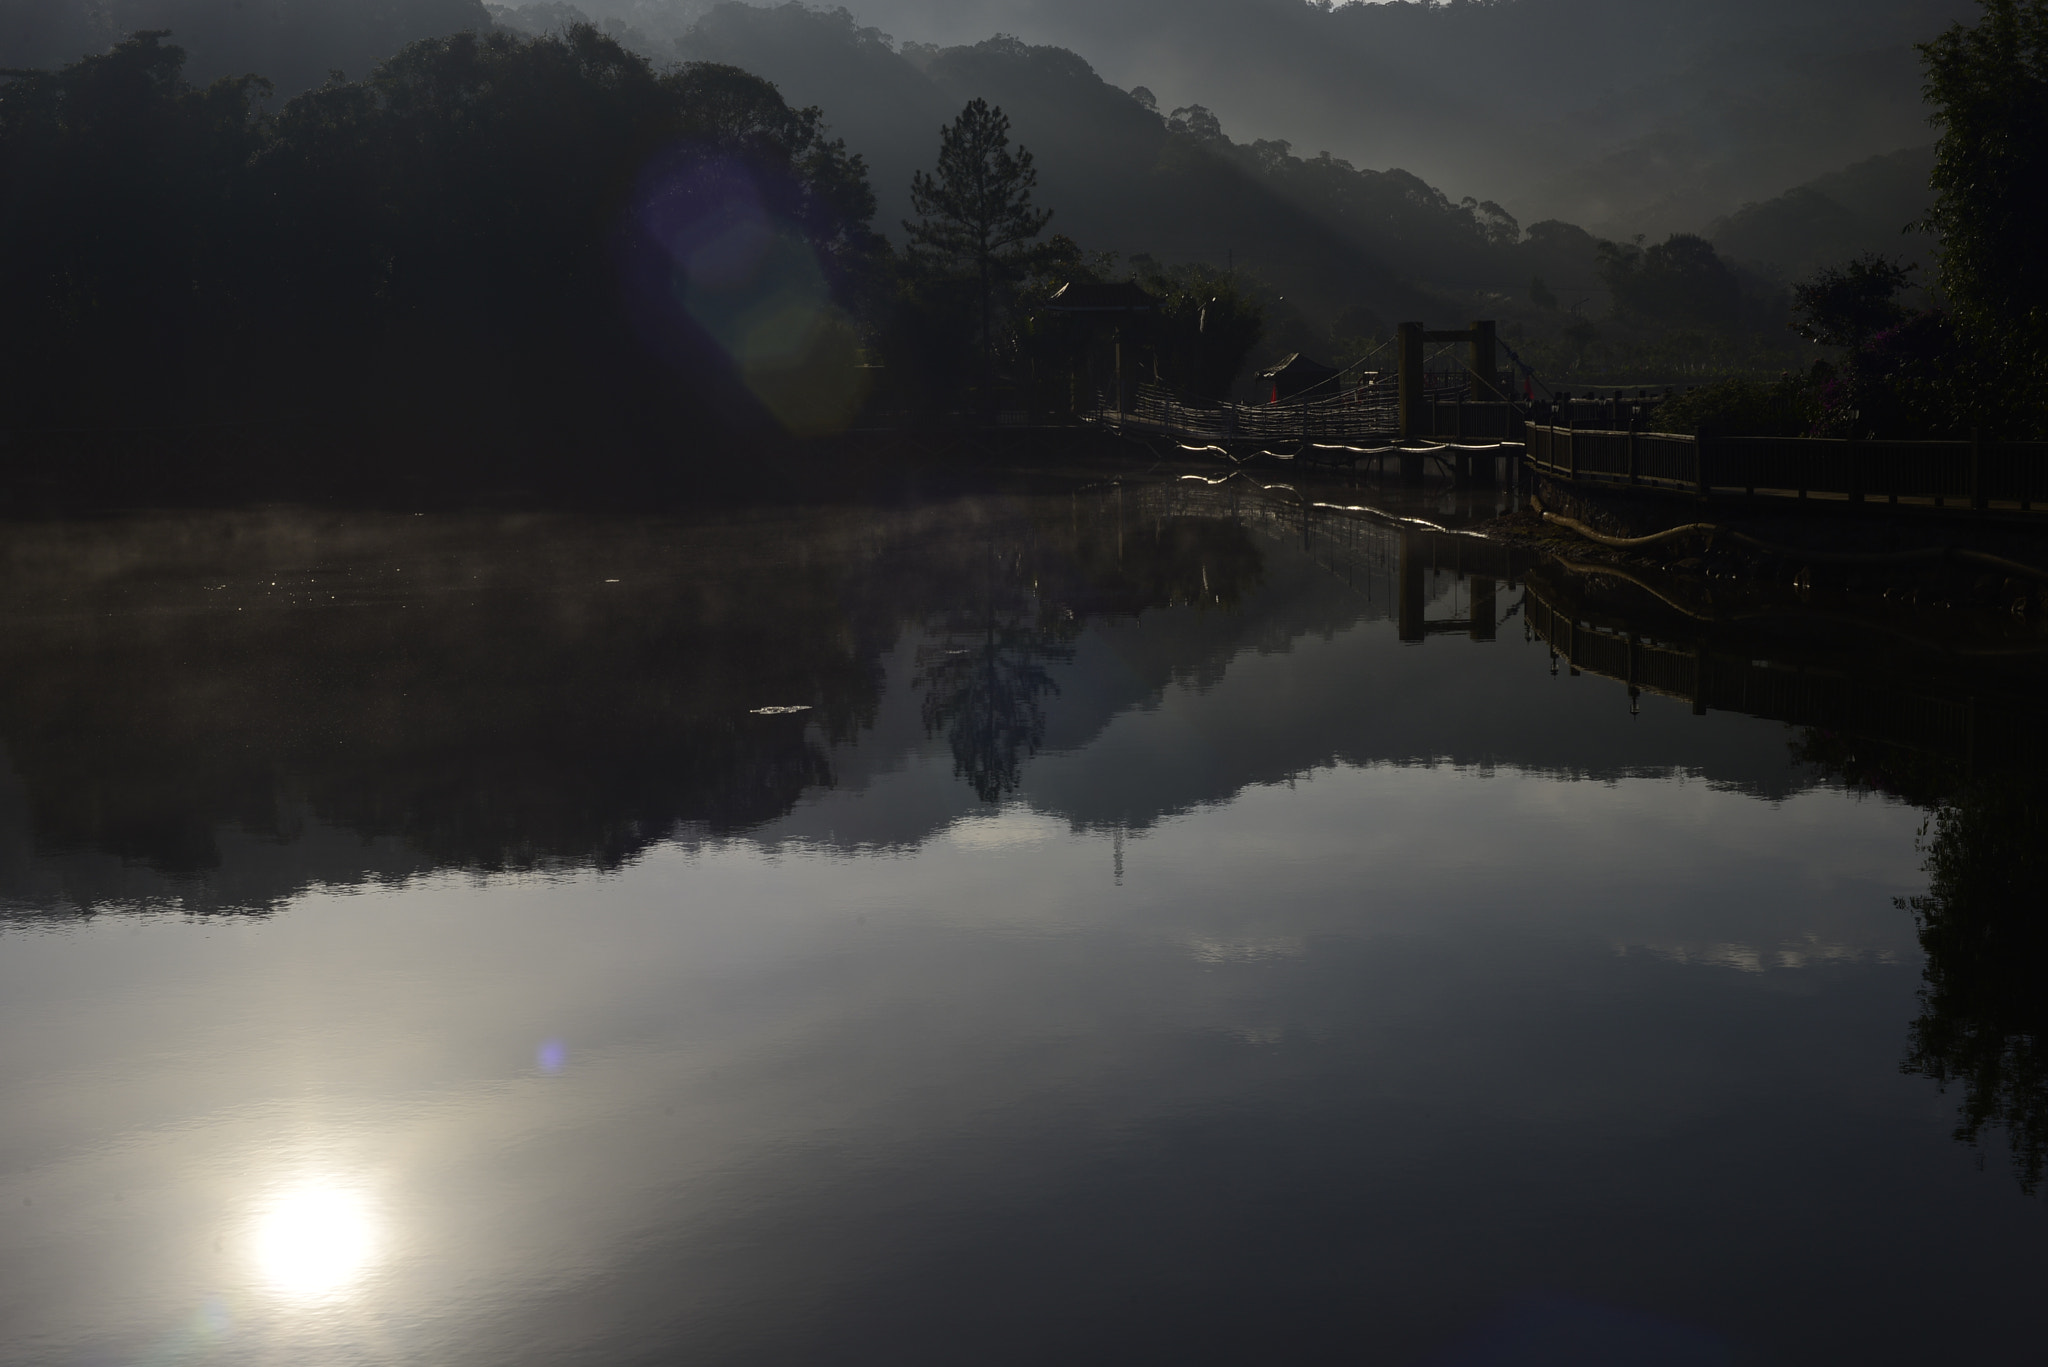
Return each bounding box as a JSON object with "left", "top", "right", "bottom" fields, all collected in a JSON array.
[{"left": 1518, "top": 563, "right": 2048, "bottom": 787}]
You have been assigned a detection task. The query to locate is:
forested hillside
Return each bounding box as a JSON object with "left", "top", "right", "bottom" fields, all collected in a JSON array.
[
  {"left": 781, "top": 0, "right": 1969, "bottom": 238},
  {"left": 2, "top": 0, "right": 1962, "bottom": 427}
]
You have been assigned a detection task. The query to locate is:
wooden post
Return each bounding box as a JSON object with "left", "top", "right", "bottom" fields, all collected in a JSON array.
[
  {"left": 1694, "top": 426, "right": 1711, "bottom": 499},
  {"left": 1114, "top": 327, "right": 1124, "bottom": 431},
  {"left": 1970, "top": 427, "right": 1984, "bottom": 511},
  {"left": 1398, "top": 322, "right": 1424, "bottom": 440},
  {"left": 1469, "top": 577, "right": 1497, "bottom": 641},
  {"left": 1469, "top": 320, "right": 1497, "bottom": 400}
]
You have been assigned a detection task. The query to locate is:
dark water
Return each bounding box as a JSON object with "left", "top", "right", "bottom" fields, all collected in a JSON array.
[{"left": 1, "top": 480, "right": 2043, "bottom": 1366}]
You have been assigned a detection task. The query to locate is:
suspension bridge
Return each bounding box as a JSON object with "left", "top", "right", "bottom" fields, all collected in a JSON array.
[{"left": 1094, "top": 320, "right": 1546, "bottom": 479}]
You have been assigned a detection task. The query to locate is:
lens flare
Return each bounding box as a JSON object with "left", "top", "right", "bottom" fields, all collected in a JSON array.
[
  {"left": 619, "top": 148, "right": 868, "bottom": 434},
  {"left": 250, "top": 1183, "right": 378, "bottom": 1299}
]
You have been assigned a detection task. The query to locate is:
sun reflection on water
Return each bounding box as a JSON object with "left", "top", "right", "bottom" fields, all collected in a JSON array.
[{"left": 249, "top": 1182, "right": 379, "bottom": 1299}]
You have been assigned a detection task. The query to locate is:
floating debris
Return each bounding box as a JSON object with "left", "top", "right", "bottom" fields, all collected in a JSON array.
[{"left": 748, "top": 705, "right": 812, "bottom": 715}]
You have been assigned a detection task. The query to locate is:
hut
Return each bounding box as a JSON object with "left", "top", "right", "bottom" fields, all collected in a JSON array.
[
  {"left": 1259, "top": 353, "right": 1339, "bottom": 404},
  {"left": 1042, "top": 281, "right": 1156, "bottom": 417},
  {"left": 1043, "top": 280, "right": 1156, "bottom": 316}
]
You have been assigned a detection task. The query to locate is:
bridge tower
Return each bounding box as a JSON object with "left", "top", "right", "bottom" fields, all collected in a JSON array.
[{"left": 1397, "top": 319, "right": 1503, "bottom": 482}]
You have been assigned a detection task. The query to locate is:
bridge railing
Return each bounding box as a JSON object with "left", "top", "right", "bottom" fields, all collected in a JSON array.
[
  {"left": 1105, "top": 383, "right": 1550, "bottom": 448},
  {"left": 1525, "top": 423, "right": 2048, "bottom": 512},
  {"left": 1109, "top": 382, "right": 1402, "bottom": 446}
]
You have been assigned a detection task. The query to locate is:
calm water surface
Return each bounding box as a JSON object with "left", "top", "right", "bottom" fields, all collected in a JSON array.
[{"left": 1, "top": 480, "right": 2041, "bottom": 1365}]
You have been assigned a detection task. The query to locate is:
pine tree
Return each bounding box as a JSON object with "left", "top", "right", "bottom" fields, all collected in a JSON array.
[{"left": 904, "top": 99, "right": 1052, "bottom": 403}]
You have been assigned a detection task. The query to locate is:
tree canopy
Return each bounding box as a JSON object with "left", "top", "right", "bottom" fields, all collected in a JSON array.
[
  {"left": 904, "top": 97, "right": 1051, "bottom": 393},
  {"left": 1922, "top": 0, "right": 2048, "bottom": 430},
  {"left": 0, "top": 26, "right": 886, "bottom": 494}
]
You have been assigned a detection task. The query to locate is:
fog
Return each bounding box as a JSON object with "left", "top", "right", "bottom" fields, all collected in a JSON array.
[
  {"left": 554, "top": 0, "right": 1968, "bottom": 238},
  {"left": 1, "top": 0, "right": 1971, "bottom": 422},
  {"left": 7, "top": 0, "right": 1965, "bottom": 238}
]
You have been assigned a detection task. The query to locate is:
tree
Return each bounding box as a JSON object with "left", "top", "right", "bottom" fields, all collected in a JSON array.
[
  {"left": 0, "top": 25, "right": 887, "bottom": 484},
  {"left": 1921, "top": 0, "right": 2048, "bottom": 433},
  {"left": 1787, "top": 254, "right": 1958, "bottom": 438},
  {"left": 1597, "top": 233, "right": 1740, "bottom": 331},
  {"left": 1791, "top": 253, "right": 1915, "bottom": 348},
  {"left": 904, "top": 97, "right": 1052, "bottom": 402}
]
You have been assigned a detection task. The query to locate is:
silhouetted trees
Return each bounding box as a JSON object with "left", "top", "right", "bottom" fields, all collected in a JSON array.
[
  {"left": 0, "top": 25, "right": 886, "bottom": 488},
  {"left": 1597, "top": 234, "right": 1744, "bottom": 332},
  {"left": 1902, "top": 778, "right": 2048, "bottom": 1192},
  {"left": 1921, "top": 0, "right": 2048, "bottom": 435}
]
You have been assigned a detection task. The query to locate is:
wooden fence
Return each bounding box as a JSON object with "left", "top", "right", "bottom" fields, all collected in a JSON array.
[{"left": 1525, "top": 423, "right": 2048, "bottom": 513}]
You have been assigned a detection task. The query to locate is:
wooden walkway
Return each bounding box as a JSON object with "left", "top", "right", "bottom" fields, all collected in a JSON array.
[{"left": 1525, "top": 423, "right": 2048, "bottom": 516}]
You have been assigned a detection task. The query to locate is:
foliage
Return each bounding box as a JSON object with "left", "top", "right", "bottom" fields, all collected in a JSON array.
[
  {"left": 1649, "top": 375, "right": 1819, "bottom": 437},
  {"left": 0, "top": 33, "right": 272, "bottom": 425},
  {"left": 1809, "top": 317, "right": 1962, "bottom": 440},
  {"left": 1791, "top": 253, "right": 1916, "bottom": 348},
  {"left": 1921, "top": 0, "right": 2048, "bottom": 434},
  {"left": 1766, "top": 251, "right": 1981, "bottom": 439},
  {"left": 1598, "top": 233, "right": 1744, "bottom": 332},
  {"left": 0, "top": 26, "right": 886, "bottom": 481},
  {"left": 1901, "top": 778, "right": 2048, "bottom": 1193}
]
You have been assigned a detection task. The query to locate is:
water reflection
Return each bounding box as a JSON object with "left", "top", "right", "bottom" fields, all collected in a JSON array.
[
  {"left": 250, "top": 1181, "right": 380, "bottom": 1299},
  {"left": 3, "top": 486, "right": 2006, "bottom": 906},
  {"left": 1898, "top": 778, "right": 2048, "bottom": 1191},
  {"left": 3, "top": 483, "right": 2047, "bottom": 1362},
  {"left": 1520, "top": 550, "right": 2048, "bottom": 1192}
]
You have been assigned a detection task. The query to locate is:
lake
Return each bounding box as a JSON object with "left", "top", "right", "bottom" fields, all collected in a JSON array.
[{"left": 2, "top": 476, "right": 2042, "bottom": 1365}]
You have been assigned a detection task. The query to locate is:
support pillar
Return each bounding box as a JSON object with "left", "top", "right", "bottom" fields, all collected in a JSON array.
[
  {"left": 1398, "top": 321, "right": 1424, "bottom": 440},
  {"left": 1398, "top": 532, "right": 1426, "bottom": 642},
  {"left": 1469, "top": 577, "right": 1497, "bottom": 641},
  {"left": 1469, "top": 319, "right": 1498, "bottom": 401}
]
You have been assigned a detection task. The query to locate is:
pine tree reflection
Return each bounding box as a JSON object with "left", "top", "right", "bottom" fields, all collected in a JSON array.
[
  {"left": 915, "top": 602, "right": 1075, "bottom": 803},
  {"left": 0, "top": 496, "right": 1266, "bottom": 909},
  {"left": 912, "top": 496, "right": 1264, "bottom": 802}
]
